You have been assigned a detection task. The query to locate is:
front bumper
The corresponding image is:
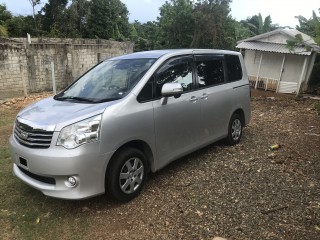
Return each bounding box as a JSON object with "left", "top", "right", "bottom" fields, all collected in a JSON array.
[{"left": 9, "top": 135, "right": 113, "bottom": 199}]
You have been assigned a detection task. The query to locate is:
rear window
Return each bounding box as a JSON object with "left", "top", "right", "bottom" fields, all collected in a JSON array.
[{"left": 225, "top": 55, "right": 243, "bottom": 82}]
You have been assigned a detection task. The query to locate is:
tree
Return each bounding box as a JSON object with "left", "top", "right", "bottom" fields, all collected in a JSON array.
[
  {"left": 225, "top": 18, "right": 251, "bottom": 49},
  {"left": 0, "top": 4, "right": 12, "bottom": 38},
  {"left": 191, "top": 0, "right": 233, "bottom": 49},
  {"left": 157, "top": 0, "right": 194, "bottom": 48},
  {"left": 27, "top": 0, "right": 40, "bottom": 32},
  {"left": 241, "top": 13, "right": 278, "bottom": 36},
  {"left": 130, "top": 20, "right": 161, "bottom": 51},
  {"left": 296, "top": 10, "right": 320, "bottom": 45},
  {"left": 87, "top": 0, "right": 130, "bottom": 40},
  {"left": 54, "top": 0, "right": 91, "bottom": 38},
  {"left": 0, "top": 4, "right": 12, "bottom": 23},
  {"left": 6, "top": 16, "right": 38, "bottom": 37},
  {"left": 39, "top": 0, "right": 68, "bottom": 35},
  {"left": 68, "top": 0, "right": 91, "bottom": 38}
]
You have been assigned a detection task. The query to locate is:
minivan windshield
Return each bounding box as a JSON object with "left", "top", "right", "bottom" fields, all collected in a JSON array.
[{"left": 54, "top": 58, "right": 156, "bottom": 103}]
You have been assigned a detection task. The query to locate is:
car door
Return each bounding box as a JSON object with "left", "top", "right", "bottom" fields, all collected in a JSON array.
[
  {"left": 194, "top": 54, "right": 233, "bottom": 143},
  {"left": 152, "top": 56, "right": 201, "bottom": 170}
]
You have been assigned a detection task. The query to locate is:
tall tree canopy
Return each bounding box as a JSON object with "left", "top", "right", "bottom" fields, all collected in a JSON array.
[
  {"left": 0, "top": 4, "right": 12, "bottom": 37},
  {"left": 191, "top": 0, "right": 233, "bottom": 49},
  {"left": 87, "top": 0, "right": 130, "bottom": 40},
  {"left": 40, "top": 0, "right": 69, "bottom": 35},
  {"left": 296, "top": 9, "right": 320, "bottom": 45},
  {"left": 157, "top": 0, "right": 194, "bottom": 48},
  {"left": 241, "top": 13, "right": 278, "bottom": 36},
  {"left": 129, "top": 20, "right": 160, "bottom": 51},
  {"left": 155, "top": 0, "right": 237, "bottom": 49}
]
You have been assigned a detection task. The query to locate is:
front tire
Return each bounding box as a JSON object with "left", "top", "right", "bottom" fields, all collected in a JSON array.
[
  {"left": 226, "top": 113, "right": 243, "bottom": 145},
  {"left": 106, "top": 148, "right": 147, "bottom": 202}
]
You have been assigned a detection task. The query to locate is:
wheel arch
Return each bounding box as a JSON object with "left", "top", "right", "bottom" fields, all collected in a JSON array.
[
  {"left": 232, "top": 108, "right": 245, "bottom": 126},
  {"left": 106, "top": 140, "right": 155, "bottom": 176}
]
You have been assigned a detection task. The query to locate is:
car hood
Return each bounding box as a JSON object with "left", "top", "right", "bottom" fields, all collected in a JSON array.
[{"left": 17, "top": 97, "right": 118, "bottom": 131}]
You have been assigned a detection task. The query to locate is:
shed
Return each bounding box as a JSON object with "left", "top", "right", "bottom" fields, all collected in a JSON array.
[{"left": 236, "top": 29, "right": 320, "bottom": 94}]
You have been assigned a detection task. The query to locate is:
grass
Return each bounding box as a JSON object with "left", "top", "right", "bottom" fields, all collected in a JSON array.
[{"left": 0, "top": 107, "right": 94, "bottom": 239}]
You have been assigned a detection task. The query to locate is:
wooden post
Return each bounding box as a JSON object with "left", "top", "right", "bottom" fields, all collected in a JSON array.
[
  {"left": 255, "top": 52, "right": 263, "bottom": 89},
  {"left": 297, "top": 56, "right": 308, "bottom": 95},
  {"left": 276, "top": 55, "right": 286, "bottom": 93},
  {"left": 20, "top": 65, "right": 28, "bottom": 97},
  {"left": 51, "top": 61, "right": 56, "bottom": 94}
]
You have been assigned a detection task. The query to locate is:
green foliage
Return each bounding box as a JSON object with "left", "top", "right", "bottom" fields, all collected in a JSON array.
[
  {"left": 6, "top": 16, "right": 37, "bottom": 37},
  {"left": 296, "top": 10, "right": 320, "bottom": 45},
  {"left": 0, "top": 4, "right": 11, "bottom": 37},
  {"left": 0, "top": 4, "right": 12, "bottom": 24},
  {"left": 0, "top": 24, "right": 8, "bottom": 37},
  {"left": 157, "top": 0, "right": 194, "bottom": 48},
  {"left": 191, "top": 0, "right": 233, "bottom": 49},
  {"left": 225, "top": 19, "right": 251, "bottom": 50},
  {"left": 130, "top": 21, "right": 161, "bottom": 51},
  {"left": 67, "top": 0, "right": 91, "bottom": 38},
  {"left": 289, "top": 10, "right": 320, "bottom": 53},
  {"left": 241, "top": 13, "right": 278, "bottom": 37},
  {"left": 39, "top": 0, "right": 68, "bottom": 35},
  {"left": 87, "top": 0, "right": 129, "bottom": 40},
  {"left": 155, "top": 0, "right": 237, "bottom": 49},
  {"left": 314, "top": 101, "right": 320, "bottom": 115}
]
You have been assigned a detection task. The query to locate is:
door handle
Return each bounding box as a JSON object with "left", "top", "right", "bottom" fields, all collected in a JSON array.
[
  {"left": 189, "top": 96, "right": 198, "bottom": 103},
  {"left": 201, "top": 93, "right": 208, "bottom": 100}
]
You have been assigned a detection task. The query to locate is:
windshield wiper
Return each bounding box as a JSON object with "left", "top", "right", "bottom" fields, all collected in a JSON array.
[
  {"left": 54, "top": 96, "right": 95, "bottom": 103},
  {"left": 93, "top": 97, "right": 122, "bottom": 103}
]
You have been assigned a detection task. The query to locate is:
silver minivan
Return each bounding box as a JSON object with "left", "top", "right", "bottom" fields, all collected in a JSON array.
[{"left": 9, "top": 49, "right": 250, "bottom": 202}]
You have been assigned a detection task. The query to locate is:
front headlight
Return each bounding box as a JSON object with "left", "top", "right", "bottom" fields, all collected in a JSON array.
[{"left": 57, "top": 115, "right": 102, "bottom": 149}]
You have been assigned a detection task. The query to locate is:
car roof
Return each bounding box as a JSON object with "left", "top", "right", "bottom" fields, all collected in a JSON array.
[
  {"left": 109, "top": 50, "right": 182, "bottom": 60},
  {"left": 109, "top": 49, "right": 240, "bottom": 60}
]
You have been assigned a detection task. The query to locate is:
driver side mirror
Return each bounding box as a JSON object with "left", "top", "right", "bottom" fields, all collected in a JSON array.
[{"left": 161, "top": 83, "right": 183, "bottom": 98}]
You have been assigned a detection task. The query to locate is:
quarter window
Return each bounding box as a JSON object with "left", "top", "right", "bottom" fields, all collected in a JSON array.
[
  {"left": 225, "top": 55, "right": 243, "bottom": 82},
  {"left": 137, "top": 77, "right": 154, "bottom": 102},
  {"left": 195, "top": 55, "right": 224, "bottom": 88}
]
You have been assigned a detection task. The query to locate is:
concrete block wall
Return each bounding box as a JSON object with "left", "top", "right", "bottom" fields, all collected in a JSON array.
[
  {"left": 0, "top": 38, "right": 134, "bottom": 99},
  {"left": 0, "top": 44, "right": 28, "bottom": 99}
]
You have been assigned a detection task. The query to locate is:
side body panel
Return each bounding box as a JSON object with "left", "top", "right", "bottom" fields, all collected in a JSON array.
[{"left": 152, "top": 93, "right": 200, "bottom": 170}]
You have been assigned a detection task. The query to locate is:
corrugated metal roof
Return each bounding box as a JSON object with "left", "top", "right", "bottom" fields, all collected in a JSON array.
[
  {"left": 281, "top": 29, "right": 316, "bottom": 45},
  {"left": 236, "top": 41, "right": 311, "bottom": 55},
  {"left": 237, "top": 29, "right": 317, "bottom": 46}
]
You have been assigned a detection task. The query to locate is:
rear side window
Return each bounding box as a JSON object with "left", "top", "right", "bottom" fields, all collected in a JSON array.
[
  {"left": 225, "top": 55, "right": 243, "bottom": 82},
  {"left": 195, "top": 55, "right": 224, "bottom": 88}
]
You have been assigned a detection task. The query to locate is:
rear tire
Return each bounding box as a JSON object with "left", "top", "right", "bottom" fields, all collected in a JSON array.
[
  {"left": 226, "top": 113, "right": 243, "bottom": 145},
  {"left": 106, "top": 147, "right": 147, "bottom": 202}
]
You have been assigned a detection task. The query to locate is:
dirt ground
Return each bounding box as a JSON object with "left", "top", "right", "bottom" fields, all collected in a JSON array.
[{"left": 0, "top": 89, "right": 320, "bottom": 239}]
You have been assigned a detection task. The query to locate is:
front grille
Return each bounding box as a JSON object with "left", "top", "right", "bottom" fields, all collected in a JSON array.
[
  {"left": 18, "top": 166, "right": 56, "bottom": 185},
  {"left": 14, "top": 120, "right": 53, "bottom": 149}
]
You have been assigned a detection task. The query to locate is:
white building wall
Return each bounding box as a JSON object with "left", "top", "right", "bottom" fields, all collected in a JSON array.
[
  {"left": 259, "top": 52, "right": 283, "bottom": 79},
  {"left": 244, "top": 50, "right": 283, "bottom": 80},
  {"left": 281, "top": 54, "right": 305, "bottom": 83},
  {"left": 258, "top": 33, "right": 291, "bottom": 44},
  {"left": 244, "top": 50, "right": 259, "bottom": 76}
]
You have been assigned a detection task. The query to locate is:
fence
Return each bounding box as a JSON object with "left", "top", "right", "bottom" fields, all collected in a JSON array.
[
  {"left": 0, "top": 38, "right": 134, "bottom": 100},
  {"left": 248, "top": 75, "right": 279, "bottom": 92}
]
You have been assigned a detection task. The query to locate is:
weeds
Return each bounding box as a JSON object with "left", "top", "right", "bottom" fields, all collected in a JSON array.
[{"left": 314, "top": 102, "right": 320, "bottom": 115}]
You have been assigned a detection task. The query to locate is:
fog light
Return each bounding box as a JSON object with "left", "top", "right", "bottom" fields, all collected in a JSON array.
[{"left": 65, "top": 176, "right": 78, "bottom": 188}]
